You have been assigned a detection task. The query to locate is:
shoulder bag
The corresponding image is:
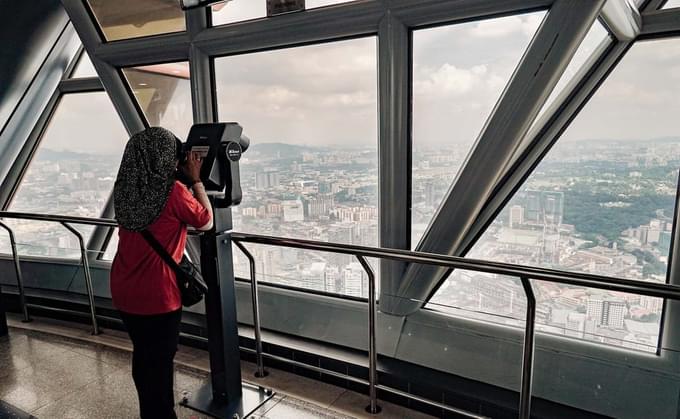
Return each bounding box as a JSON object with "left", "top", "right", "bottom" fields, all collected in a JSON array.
[{"left": 140, "top": 230, "right": 207, "bottom": 307}]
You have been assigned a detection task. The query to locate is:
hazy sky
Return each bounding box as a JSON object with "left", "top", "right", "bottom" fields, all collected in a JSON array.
[
  {"left": 42, "top": 92, "right": 128, "bottom": 155},
  {"left": 43, "top": 6, "right": 680, "bottom": 154}
]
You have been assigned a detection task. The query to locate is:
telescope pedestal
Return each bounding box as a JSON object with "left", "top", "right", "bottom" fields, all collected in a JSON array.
[
  {"left": 180, "top": 382, "right": 273, "bottom": 419},
  {"left": 181, "top": 208, "right": 274, "bottom": 418}
]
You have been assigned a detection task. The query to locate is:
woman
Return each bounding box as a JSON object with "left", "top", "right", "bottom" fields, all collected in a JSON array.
[{"left": 110, "top": 127, "right": 213, "bottom": 419}]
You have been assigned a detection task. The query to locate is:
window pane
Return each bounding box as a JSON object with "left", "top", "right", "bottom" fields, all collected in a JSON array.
[
  {"left": 211, "top": 0, "right": 266, "bottom": 26},
  {"left": 214, "top": 37, "right": 378, "bottom": 297},
  {"left": 86, "top": 0, "right": 185, "bottom": 41},
  {"left": 411, "top": 12, "right": 546, "bottom": 248},
  {"left": 6, "top": 93, "right": 127, "bottom": 258},
  {"left": 307, "top": 0, "right": 359, "bottom": 8},
  {"left": 429, "top": 38, "right": 680, "bottom": 352},
  {"left": 663, "top": 0, "right": 680, "bottom": 8},
  {"left": 210, "top": 0, "right": 359, "bottom": 26},
  {"left": 71, "top": 52, "right": 97, "bottom": 78},
  {"left": 122, "top": 62, "right": 193, "bottom": 139}
]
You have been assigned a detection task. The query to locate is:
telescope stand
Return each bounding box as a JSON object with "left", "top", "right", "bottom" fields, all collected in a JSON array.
[{"left": 181, "top": 208, "right": 274, "bottom": 418}]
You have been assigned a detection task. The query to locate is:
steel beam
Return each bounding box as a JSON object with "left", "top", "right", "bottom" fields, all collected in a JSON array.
[
  {"left": 194, "top": 1, "right": 384, "bottom": 58},
  {"left": 377, "top": 10, "right": 411, "bottom": 315},
  {"left": 60, "top": 0, "right": 147, "bottom": 258},
  {"left": 90, "top": 0, "right": 555, "bottom": 68},
  {"left": 58, "top": 77, "right": 104, "bottom": 93},
  {"left": 393, "top": 0, "right": 605, "bottom": 316},
  {"left": 640, "top": 7, "right": 680, "bottom": 36}
]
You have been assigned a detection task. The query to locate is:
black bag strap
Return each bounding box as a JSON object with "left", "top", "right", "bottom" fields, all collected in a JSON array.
[{"left": 140, "top": 229, "right": 182, "bottom": 274}]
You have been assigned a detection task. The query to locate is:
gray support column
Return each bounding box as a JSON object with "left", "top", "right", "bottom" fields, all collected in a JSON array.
[
  {"left": 186, "top": 8, "right": 215, "bottom": 124},
  {"left": 186, "top": 7, "right": 214, "bottom": 263},
  {"left": 377, "top": 11, "right": 411, "bottom": 314},
  {"left": 61, "top": 0, "right": 148, "bottom": 256},
  {"left": 650, "top": 5, "right": 680, "bottom": 356},
  {"left": 391, "top": 0, "right": 605, "bottom": 316},
  {"left": 662, "top": 180, "right": 680, "bottom": 354}
]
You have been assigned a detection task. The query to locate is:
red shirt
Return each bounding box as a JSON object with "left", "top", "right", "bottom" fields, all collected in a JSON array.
[{"left": 110, "top": 181, "right": 211, "bottom": 315}]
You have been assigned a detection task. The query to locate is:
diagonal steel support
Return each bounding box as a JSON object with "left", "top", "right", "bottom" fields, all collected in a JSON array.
[{"left": 391, "top": 0, "right": 605, "bottom": 316}]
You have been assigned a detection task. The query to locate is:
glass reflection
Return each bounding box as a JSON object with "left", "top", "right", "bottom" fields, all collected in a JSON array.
[
  {"left": 86, "top": 0, "right": 185, "bottom": 41},
  {"left": 122, "top": 62, "right": 193, "bottom": 139}
]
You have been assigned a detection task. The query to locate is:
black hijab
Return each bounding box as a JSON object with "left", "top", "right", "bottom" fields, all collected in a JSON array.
[{"left": 113, "top": 127, "right": 179, "bottom": 231}]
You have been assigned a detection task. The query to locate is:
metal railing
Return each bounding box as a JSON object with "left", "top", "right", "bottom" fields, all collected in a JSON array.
[
  {"left": 0, "top": 212, "right": 117, "bottom": 334},
  {"left": 3, "top": 211, "right": 680, "bottom": 418},
  {"left": 228, "top": 232, "right": 680, "bottom": 419}
]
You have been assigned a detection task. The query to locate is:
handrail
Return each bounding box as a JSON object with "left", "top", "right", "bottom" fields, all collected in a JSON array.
[
  {"left": 230, "top": 232, "right": 680, "bottom": 301},
  {"left": 0, "top": 211, "right": 117, "bottom": 227}
]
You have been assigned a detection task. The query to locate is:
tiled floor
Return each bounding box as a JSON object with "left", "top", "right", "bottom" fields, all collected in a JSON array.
[{"left": 0, "top": 315, "right": 436, "bottom": 419}]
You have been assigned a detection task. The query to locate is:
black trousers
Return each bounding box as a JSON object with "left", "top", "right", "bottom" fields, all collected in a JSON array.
[{"left": 120, "top": 309, "right": 182, "bottom": 419}]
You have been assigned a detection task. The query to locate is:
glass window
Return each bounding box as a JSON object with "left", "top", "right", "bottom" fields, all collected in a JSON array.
[
  {"left": 429, "top": 38, "right": 680, "bottom": 352},
  {"left": 86, "top": 0, "right": 185, "bottom": 41},
  {"left": 210, "top": 0, "right": 359, "bottom": 26},
  {"left": 4, "top": 92, "right": 128, "bottom": 258},
  {"left": 122, "top": 62, "right": 193, "bottom": 139},
  {"left": 411, "top": 12, "right": 546, "bottom": 248},
  {"left": 306, "top": 0, "right": 359, "bottom": 8},
  {"left": 211, "top": 0, "right": 266, "bottom": 26},
  {"left": 71, "top": 52, "right": 97, "bottom": 78},
  {"left": 663, "top": 0, "right": 680, "bottom": 8},
  {"left": 214, "top": 37, "right": 378, "bottom": 297}
]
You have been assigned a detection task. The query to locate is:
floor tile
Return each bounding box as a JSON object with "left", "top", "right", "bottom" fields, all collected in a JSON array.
[
  {"left": 241, "top": 361, "right": 345, "bottom": 408},
  {"left": 256, "top": 396, "right": 356, "bottom": 419},
  {"left": 330, "top": 390, "right": 438, "bottom": 419},
  {"left": 32, "top": 369, "right": 139, "bottom": 418}
]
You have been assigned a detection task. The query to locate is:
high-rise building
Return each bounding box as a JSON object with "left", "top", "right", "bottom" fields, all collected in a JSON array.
[
  {"left": 282, "top": 199, "right": 305, "bottom": 222},
  {"left": 587, "top": 297, "right": 627, "bottom": 329},
  {"left": 256, "top": 169, "right": 280, "bottom": 190},
  {"left": 342, "top": 262, "right": 365, "bottom": 297},
  {"left": 509, "top": 205, "right": 524, "bottom": 227}
]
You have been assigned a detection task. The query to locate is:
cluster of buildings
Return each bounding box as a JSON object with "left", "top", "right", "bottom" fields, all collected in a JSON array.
[
  {"left": 231, "top": 146, "right": 378, "bottom": 298},
  {"left": 1, "top": 154, "right": 119, "bottom": 258}
]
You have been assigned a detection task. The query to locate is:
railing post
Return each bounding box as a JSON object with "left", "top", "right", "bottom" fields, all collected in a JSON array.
[
  {"left": 61, "top": 222, "right": 99, "bottom": 335},
  {"left": 0, "top": 220, "right": 31, "bottom": 322},
  {"left": 356, "top": 255, "right": 381, "bottom": 415},
  {"left": 234, "top": 240, "right": 267, "bottom": 378},
  {"left": 519, "top": 276, "right": 536, "bottom": 419}
]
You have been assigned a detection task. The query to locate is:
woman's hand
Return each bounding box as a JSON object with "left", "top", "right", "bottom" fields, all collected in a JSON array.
[{"left": 181, "top": 152, "right": 203, "bottom": 183}]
